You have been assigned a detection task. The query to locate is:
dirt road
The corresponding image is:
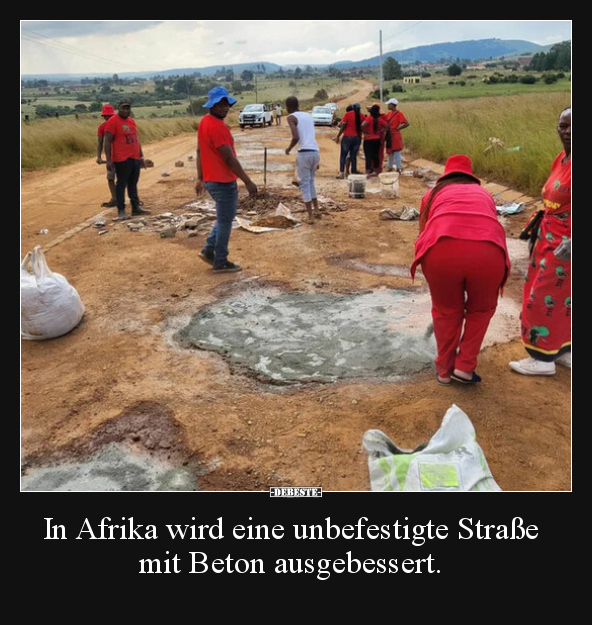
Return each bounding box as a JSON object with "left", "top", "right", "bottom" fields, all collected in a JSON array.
[{"left": 20, "top": 89, "right": 571, "bottom": 491}]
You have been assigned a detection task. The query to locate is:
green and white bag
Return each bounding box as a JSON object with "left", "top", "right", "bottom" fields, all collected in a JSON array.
[{"left": 363, "top": 404, "right": 501, "bottom": 492}]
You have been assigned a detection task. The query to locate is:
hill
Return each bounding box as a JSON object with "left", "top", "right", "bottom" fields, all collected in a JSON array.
[
  {"left": 21, "top": 37, "right": 562, "bottom": 82},
  {"left": 333, "top": 38, "right": 552, "bottom": 68}
]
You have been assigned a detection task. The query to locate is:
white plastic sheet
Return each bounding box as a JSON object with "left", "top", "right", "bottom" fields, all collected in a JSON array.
[{"left": 363, "top": 404, "right": 501, "bottom": 492}]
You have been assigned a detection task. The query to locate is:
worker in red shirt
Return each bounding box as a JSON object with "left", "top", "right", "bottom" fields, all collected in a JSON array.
[
  {"left": 411, "top": 155, "right": 511, "bottom": 386},
  {"left": 384, "top": 98, "right": 410, "bottom": 173},
  {"left": 195, "top": 87, "right": 258, "bottom": 273},
  {"left": 104, "top": 99, "right": 150, "bottom": 221},
  {"left": 96, "top": 104, "right": 117, "bottom": 208}
]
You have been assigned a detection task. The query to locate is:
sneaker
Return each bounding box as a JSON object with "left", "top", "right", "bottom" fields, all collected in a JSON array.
[
  {"left": 509, "top": 357, "right": 556, "bottom": 376},
  {"left": 212, "top": 261, "right": 242, "bottom": 273},
  {"left": 198, "top": 248, "right": 214, "bottom": 266},
  {"left": 335, "top": 173, "right": 345, "bottom": 179},
  {"left": 556, "top": 352, "right": 571, "bottom": 368}
]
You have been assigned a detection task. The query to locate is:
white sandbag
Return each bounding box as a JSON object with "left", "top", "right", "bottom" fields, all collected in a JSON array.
[
  {"left": 21, "top": 245, "right": 85, "bottom": 340},
  {"left": 362, "top": 404, "right": 501, "bottom": 492}
]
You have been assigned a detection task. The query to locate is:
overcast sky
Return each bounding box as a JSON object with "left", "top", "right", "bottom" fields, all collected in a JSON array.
[{"left": 20, "top": 20, "right": 572, "bottom": 76}]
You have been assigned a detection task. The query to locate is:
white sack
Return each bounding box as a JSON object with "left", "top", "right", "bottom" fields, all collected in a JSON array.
[
  {"left": 21, "top": 245, "right": 85, "bottom": 340},
  {"left": 363, "top": 404, "right": 501, "bottom": 492}
]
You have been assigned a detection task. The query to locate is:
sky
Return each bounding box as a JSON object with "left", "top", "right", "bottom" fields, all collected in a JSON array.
[{"left": 20, "top": 20, "right": 572, "bottom": 76}]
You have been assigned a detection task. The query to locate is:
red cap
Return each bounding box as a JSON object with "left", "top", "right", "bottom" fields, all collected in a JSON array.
[
  {"left": 101, "top": 104, "right": 115, "bottom": 116},
  {"left": 437, "top": 154, "right": 481, "bottom": 184}
]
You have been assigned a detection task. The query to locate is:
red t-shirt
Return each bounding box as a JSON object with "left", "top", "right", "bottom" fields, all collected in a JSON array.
[
  {"left": 340, "top": 110, "right": 364, "bottom": 137},
  {"left": 385, "top": 109, "right": 408, "bottom": 152},
  {"left": 103, "top": 114, "right": 141, "bottom": 162},
  {"left": 97, "top": 120, "right": 108, "bottom": 137},
  {"left": 362, "top": 115, "right": 388, "bottom": 141},
  {"left": 411, "top": 183, "right": 511, "bottom": 283},
  {"left": 197, "top": 114, "right": 238, "bottom": 183}
]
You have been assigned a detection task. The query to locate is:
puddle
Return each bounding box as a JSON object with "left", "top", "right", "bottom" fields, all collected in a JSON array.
[{"left": 174, "top": 286, "right": 437, "bottom": 384}]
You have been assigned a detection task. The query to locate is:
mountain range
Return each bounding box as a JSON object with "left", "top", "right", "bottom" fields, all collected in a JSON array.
[{"left": 22, "top": 38, "right": 562, "bottom": 82}]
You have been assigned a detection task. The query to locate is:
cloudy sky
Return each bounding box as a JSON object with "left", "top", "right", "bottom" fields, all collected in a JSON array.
[{"left": 20, "top": 20, "right": 572, "bottom": 76}]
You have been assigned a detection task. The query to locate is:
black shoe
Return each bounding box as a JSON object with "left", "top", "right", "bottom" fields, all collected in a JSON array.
[
  {"left": 212, "top": 261, "right": 242, "bottom": 273},
  {"left": 114, "top": 211, "right": 131, "bottom": 221},
  {"left": 198, "top": 248, "right": 215, "bottom": 266},
  {"left": 132, "top": 206, "right": 151, "bottom": 216}
]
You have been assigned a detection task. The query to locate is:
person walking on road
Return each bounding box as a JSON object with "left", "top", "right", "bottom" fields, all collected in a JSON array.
[
  {"left": 285, "top": 95, "right": 321, "bottom": 224},
  {"left": 275, "top": 103, "right": 282, "bottom": 125},
  {"left": 195, "top": 86, "right": 258, "bottom": 274},
  {"left": 103, "top": 99, "right": 150, "bottom": 221},
  {"left": 96, "top": 104, "right": 117, "bottom": 208},
  {"left": 509, "top": 106, "right": 571, "bottom": 376},
  {"left": 384, "top": 98, "right": 410, "bottom": 173},
  {"left": 411, "top": 154, "right": 511, "bottom": 386}
]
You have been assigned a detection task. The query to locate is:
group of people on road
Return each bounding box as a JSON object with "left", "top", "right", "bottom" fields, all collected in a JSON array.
[
  {"left": 97, "top": 85, "right": 571, "bottom": 384},
  {"left": 333, "top": 98, "right": 409, "bottom": 178},
  {"left": 96, "top": 99, "right": 150, "bottom": 221}
]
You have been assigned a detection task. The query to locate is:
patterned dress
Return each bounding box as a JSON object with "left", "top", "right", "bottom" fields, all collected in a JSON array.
[{"left": 520, "top": 151, "right": 571, "bottom": 361}]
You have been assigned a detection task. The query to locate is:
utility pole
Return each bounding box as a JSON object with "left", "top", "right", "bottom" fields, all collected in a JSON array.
[{"left": 379, "top": 30, "right": 384, "bottom": 104}]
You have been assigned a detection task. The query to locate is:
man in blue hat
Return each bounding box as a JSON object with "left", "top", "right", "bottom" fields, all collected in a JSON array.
[{"left": 195, "top": 86, "right": 258, "bottom": 273}]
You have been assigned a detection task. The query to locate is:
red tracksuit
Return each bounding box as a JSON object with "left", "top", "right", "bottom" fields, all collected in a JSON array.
[{"left": 411, "top": 183, "right": 511, "bottom": 377}]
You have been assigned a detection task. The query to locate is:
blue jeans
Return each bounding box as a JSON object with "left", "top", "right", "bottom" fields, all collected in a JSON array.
[
  {"left": 114, "top": 158, "right": 141, "bottom": 210},
  {"left": 339, "top": 136, "right": 361, "bottom": 173},
  {"left": 204, "top": 181, "right": 239, "bottom": 266},
  {"left": 388, "top": 151, "right": 402, "bottom": 170}
]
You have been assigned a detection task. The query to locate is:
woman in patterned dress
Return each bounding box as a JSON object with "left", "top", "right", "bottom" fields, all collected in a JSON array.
[{"left": 510, "top": 106, "right": 571, "bottom": 375}]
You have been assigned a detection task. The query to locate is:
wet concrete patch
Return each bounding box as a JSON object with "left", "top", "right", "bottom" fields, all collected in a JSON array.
[
  {"left": 174, "top": 286, "right": 436, "bottom": 385},
  {"left": 20, "top": 442, "right": 197, "bottom": 491},
  {"left": 21, "top": 401, "right": 200, "bottom": 491},
  {"left": 327, "top": 252, "right": 416, "bottom": 278}
]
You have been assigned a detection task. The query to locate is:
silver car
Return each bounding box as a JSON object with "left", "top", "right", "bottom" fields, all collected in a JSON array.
[{"left": 311, "top": 106, "right": 334, "bottom": 126}]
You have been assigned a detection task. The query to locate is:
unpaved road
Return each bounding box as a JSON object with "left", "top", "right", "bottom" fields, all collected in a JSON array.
[{"left": 20, "top": 86, "right": 571, "bottom": 491}]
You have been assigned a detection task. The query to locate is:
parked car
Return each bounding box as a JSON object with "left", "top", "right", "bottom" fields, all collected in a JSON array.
[
  {"left": 311, "top": 105, "right": 334, "bottom": 126},
  {"left": 239, "top": 103, "right": 273, "bottom": 128}
]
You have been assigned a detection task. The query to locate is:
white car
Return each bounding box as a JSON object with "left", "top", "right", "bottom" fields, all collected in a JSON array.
[
  {"left": 325, "top": 103, "right": 338, "bottom": 114},
  {"left": 239, "top": 103, "right": 273, "bottom": 128},
  {"left": 311, "top": 106, "right": 334, "bottom": 126}
]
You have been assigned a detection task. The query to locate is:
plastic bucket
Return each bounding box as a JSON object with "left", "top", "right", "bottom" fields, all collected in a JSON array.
[
  {"left": 378, "top": 172, "right": 400, "bottom": 198},
  {"left": 348, "top": 174, "right": 366, "bottom": 198}
]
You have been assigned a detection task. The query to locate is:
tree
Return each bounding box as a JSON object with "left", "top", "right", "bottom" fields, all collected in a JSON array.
[
  {"left": 241, "top": 70, "right": 254, "bottom": 82},
  {"left": 447, "top": 63, "right": 462, "bottom": 77},
  {"left": 527, "top": 41, "right": 571, "bottom": 72},
  {"left": 383, "top": 57, "right": 403, "bottom": 80}
]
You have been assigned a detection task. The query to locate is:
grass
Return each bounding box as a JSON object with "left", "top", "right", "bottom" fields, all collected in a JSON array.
[
  {"left": 401, "top": 92, "right": 571, "bottom": 196},
  {"left": 21, "top": 116, "right": 198, "bottom": 170}
]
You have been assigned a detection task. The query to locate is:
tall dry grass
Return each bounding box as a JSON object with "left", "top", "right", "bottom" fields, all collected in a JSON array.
[
  {"left": 403, "top": 92, "right": 571, "bottom": 197},
  {"left": 21, "top": 116, "right": 198, "bottom": 171}
]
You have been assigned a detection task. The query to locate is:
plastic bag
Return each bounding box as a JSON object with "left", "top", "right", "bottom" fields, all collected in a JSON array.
[
  {"left": 21, "top": 245, "right": 85, "bottom": 340},
  {"left": 362, "top": 404, "right": 501, "bottom": 492}
]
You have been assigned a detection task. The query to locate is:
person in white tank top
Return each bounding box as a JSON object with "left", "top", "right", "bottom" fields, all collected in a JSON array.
[{"left": 285, "top": 96, "right": 321, "bottom": 223}]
